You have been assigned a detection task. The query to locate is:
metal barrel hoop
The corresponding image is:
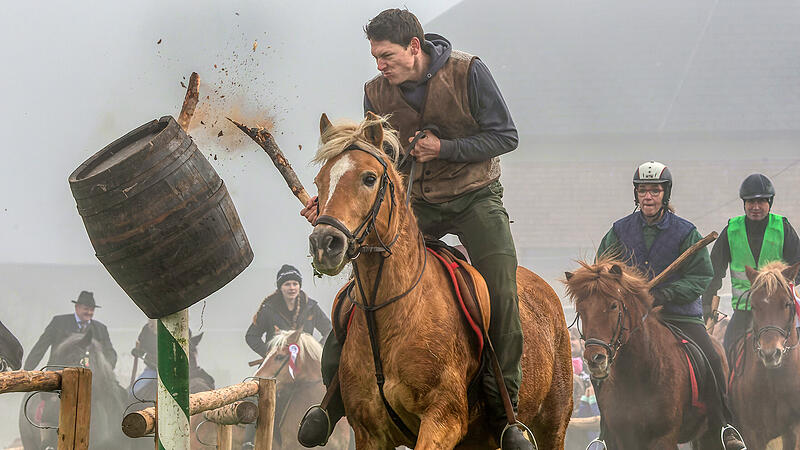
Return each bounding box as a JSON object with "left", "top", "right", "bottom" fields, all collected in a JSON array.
[{"left": 23, "top": 391, "right": 59, "bottom": 430}]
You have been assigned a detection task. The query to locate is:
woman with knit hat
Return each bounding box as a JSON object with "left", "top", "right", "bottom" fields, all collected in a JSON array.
[{"left": 245, "top": 264, "right": 332, "bottom": 358}]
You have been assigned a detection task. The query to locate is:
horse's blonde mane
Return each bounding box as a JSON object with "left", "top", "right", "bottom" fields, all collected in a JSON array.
[
  {"left": 564, "top": 255, "right": 651, "bottom": 304},
  {"left": 751, "top": 260, "right": 791, "bottom": 298},
  {"left": 313, "top": 115, "right": 402, "bottom": 166},
  {"left": 264, "top": 329, "right": 323, "bottom": 366}
]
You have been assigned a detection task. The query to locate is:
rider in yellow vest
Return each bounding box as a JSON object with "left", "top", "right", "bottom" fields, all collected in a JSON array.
[{"left": 703, "top": 174, "right": 800, "bottom": 354}]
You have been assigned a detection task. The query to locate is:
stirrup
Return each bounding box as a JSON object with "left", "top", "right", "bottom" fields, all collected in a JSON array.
[
  {"left": 500, "top": 421, "right": 538, "bottom": 450},
  {"left": 298, "top": 404, "right": 332, "bottom": 447},
  {"left": 720, "top": 424, "right": 746, "bottom": 450},
  {"left": 586, "top": 438, "right": 607, "bottom": 450}
]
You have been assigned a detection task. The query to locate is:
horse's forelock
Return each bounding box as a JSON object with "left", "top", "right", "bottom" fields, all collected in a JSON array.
[
  {"left": 565, "top": 257, "right": 650, "bottom": 306},
  {"left": 313, "top": 115, "right": 401, "bottom": 167},
  {"left": 751, "top": 260, "right": 791, "bottom": 300},
  {"left": 264, "top": 330, "right": 323, "bottom": 368}
]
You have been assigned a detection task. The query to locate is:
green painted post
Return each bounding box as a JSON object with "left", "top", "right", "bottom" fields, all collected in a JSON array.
[{"left": 157, "top": 309, "right": 190, "bottom": 450}]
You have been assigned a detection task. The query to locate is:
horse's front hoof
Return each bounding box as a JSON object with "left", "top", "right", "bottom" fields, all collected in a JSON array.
[
  {"left": 297, "top": 405, "right": 332, "bottom": 448},
  {"left": 500, "top": 426, "right": 534, "bottom": 450}
]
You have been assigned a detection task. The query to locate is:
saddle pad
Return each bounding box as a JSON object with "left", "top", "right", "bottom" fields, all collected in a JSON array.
[
  {"left": 427, "top": 247, "right": 492, "bottom": 355},
  {"left": 663, "top": 321, "right": 708, "bottom": 414}
]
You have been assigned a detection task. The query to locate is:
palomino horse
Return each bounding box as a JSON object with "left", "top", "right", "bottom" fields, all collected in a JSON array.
[
  {"left": 729, "top": 261, "right": 800, "bottom": 449},
  {"left": 19, "top": 328, "right": 130, "bottom": 450},
  {"left": 254, "top": 329, "right": 350, "bottom": 449},
  {"left": 564, "top": 258, "right": 728, "bottom": 449},
  {"left": 308, "top": 113, "right": 572, "bottom": 449}
]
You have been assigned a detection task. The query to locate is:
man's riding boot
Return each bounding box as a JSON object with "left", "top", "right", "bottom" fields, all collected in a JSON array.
[
  {"left": 298, "top": 331, "right": 346, "bottom": 447},
  {"left": 722, "top": 428, "right": 746, "bottom": 450},
  {"left": 297, "top": 390, "right": 345, "bottom": 447},
  {"left": 501, "top": 426, "right": 533, "bottom": 450}
]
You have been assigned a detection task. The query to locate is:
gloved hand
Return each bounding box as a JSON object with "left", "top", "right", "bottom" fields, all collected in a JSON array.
[{"left": 131, "top": 347, "right": 145, "bottom": 358}]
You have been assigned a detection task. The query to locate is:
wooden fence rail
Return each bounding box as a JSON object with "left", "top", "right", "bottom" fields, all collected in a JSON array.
[
  {"left": 122, "top": 377, "right": 275, "bottom": 450},
  {"left": 0, "top": 368, "right": 92, "bottom": 450}
]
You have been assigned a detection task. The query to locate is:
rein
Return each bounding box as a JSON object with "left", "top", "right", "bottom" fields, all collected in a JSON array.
[{"left": 316, "top": 144, "right": 423, "bottom": 443}]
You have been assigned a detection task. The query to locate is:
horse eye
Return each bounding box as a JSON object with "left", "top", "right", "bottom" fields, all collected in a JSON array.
[
  {"left": 363, "top": 173, "right": 377, "bottom": 187},
  {"left": 609, "top": 303, "right": 618, "bottom": 311}
]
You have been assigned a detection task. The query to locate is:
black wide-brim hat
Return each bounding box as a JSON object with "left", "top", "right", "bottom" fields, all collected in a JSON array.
[{"left": 71, "top": 290, "right": 101, "bottom": 308}]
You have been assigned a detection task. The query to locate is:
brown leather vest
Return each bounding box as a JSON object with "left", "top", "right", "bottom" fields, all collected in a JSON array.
[{"left": 364, "top": 50, "right": 501, "bottom": 203}]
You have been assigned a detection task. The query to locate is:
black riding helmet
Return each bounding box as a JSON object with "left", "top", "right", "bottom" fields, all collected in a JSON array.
[
  {"left": 739, "top": 173, "right": 775, "bottom": 207},
  {"left": 633, "top": 161, "right": 672, "bottom": 206}
]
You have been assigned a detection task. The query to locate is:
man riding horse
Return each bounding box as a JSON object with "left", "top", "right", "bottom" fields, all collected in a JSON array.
[
  {"left": 703, "top": 173, "right": 800, "bottom": 354},
  {"left": 596, "top": 161, "right": 745, "bottom": 450},
  {"left": 24, "top": 290, "right": 117, "bottom": 370},
  {"left": 298, "top": 8, "right": 530, "bottom": 449}
]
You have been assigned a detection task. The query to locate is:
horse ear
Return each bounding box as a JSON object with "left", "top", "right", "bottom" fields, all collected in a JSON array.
[
  {"left": 564, "top": 271, "right": 574, "bottom": 281},
  {"left": 363, "top": 112, "right": 384, "bottom": 148},
  {"left": 745, "top": 265, "right": 759, "bottom": 283},
  {"left": 609, "top": 264, "right": 623, "bottom": 276},
  {"left": 783, "top": 262, "right": 800, "bottom": 284},
  {"left": 319, "top": 113, "right": 333, "bottom": 136},
  {"left": 80, "top": 327, "right": 94, "bottom": 346},
  {"left": 190, "top": 332, "right": 203, "bottom": 347}
]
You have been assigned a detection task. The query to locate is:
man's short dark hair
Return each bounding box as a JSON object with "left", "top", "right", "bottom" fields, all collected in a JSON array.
[{"left": 364, "top": 8, "right": 425, "bottom": 48}]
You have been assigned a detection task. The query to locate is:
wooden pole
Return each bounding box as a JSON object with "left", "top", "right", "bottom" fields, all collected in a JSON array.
[
  {"left": 227, "top": 118, "right": 311, "bottom": 206},
  {"left": 157, "top": 310, "right": 190, "bottom": 450},
  {"left": 254, "top": 378, "right": 276, "bottom": 450},
  {"left": 123, "top": 381, "right": 260, "bottom": 438},
  {"left": 216, "top": 424, "right": 233, "bottom": 450},
  {"left": 57, "top": 367, "right": 92, "bottom": 450},
  {"left": 203, "top": 400, "right": 258, "bottom": 425},
  {"left": 177, "top": 72, "right": 200, "bottom": 131},
  {"left": 0, "top": 370, "right": 61, "bottom": 393},
  {"left": 648, "top": 231, "right": 718, "bottom": 290}
]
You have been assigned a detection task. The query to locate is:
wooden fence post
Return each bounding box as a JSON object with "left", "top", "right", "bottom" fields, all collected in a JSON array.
[
  {"left": 57, "top": 367, "right": 92, "bottom": 450},
  {"left": 216, "top": 424, "right": 233, "bottom": 450},
  {"left": 254, "top": 378, "right": 276, "bottom": 450}
]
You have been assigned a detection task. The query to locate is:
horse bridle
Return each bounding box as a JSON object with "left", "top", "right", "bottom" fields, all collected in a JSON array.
[
  {"left": 751, "top": 286, "right": 798, "bottom": 356},
  {"left": 315, "top": 145, "right": 399, "bottom": 260},
  {"left": 578, "top": 297, "right": 649, "bottom": 380}
]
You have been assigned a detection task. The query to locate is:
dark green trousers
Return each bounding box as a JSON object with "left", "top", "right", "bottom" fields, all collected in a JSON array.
[{"left": 320, "top": 180, "right": 523, "bottom": 425}]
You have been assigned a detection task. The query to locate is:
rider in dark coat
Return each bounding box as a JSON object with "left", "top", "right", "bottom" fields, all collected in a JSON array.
[
  {"left": 245, "top": 265, "right": 332, "bottom": 357},
  {"left": 24, "top": 291, "right": 117, "bottom": 370}
]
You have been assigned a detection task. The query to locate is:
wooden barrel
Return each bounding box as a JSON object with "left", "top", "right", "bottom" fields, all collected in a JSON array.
[{"left": 69, "top": 116, "right": 253, "bottom": 318}]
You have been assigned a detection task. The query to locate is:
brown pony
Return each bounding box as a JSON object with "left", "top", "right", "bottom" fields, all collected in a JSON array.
[
  {"left": 307, "top": 113, "right": 572, "bottom": 449},
  {"left": 564, "top": 258, "right": 728, "bottom": 449},
  {"left": 729, "top": 261, "right": 800, "bottom": 449},
  {"left": 254, "top": 329, "right": 350, "bottom": 449}
]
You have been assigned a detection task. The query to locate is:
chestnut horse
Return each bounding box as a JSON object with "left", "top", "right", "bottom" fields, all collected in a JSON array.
[
  {"left": 254, "top": 329, "right": 350, "bottom": 449},
  {"left": 564, "top": 258, "right": 728, "bottom": 449},
  {"left": 729, "top": 261, "right": 800, "bottom": 449},
  {"left": 308, "top": 113, "right": 572, "bottom": 449}
]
